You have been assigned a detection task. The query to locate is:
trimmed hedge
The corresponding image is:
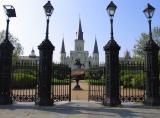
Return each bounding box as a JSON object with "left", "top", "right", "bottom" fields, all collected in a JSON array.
[{"left": 87, "top": 80, "right": 105, "bottom": 85}]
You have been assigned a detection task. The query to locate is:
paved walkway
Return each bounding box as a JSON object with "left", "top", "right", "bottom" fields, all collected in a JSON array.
[{"left": 0, "top": 101, "right": 160, "bottom": 118}]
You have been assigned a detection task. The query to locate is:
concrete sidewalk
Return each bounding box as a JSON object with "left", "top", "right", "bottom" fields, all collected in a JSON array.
[{"left": 0, "top": 101, "right": 160, "bottom": 118}]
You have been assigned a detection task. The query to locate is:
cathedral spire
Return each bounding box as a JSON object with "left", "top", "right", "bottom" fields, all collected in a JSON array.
[
  {"left": 77, "top": 18, "right": 83, "bottom": 40},
  {"left": 61, "top": 38, "right": 66, "bottom": 53},
  {"left": 93, "top": 37, "right": 99, "bottom": 53}
]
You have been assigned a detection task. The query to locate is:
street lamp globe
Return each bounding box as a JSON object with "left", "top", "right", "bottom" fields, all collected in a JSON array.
[
  {"left": 143, "top": 3, "right": 155, "bottom": 19},
  {"left": 106, "top": 1, "right": 117, "bottom": 18},
  {"left": 43, "top": 1, "right": 54, "bottom": 17}
]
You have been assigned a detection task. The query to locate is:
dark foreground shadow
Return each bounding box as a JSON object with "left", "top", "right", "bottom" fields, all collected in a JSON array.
[{"left": 0, "top": 101, "right": 159, "bottom": 118}]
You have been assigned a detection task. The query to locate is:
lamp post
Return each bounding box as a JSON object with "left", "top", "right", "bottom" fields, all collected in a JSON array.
[
  {"left": 103, "top": 1, "right": 121, "bottom": 106},
  {"left": 3, "top": 5, "right": 16, "bottom": 41},
  {"left": 37, "top": 1, "right": 55, "bottom": 106},
  {"left": 143, "top": 3, "right": 155, "bottom": 41},
  {"left": 0, "top": 5, "right": 15, "bottom": 105},
  {"left": 43, "top": 1, "right": 54, "bottom": 40},
  {"left": 143, "top": 3, "right": 160, "bottom": 106},
  {"left": 107, "top": 1, "right": 117, "bottom": 40}
]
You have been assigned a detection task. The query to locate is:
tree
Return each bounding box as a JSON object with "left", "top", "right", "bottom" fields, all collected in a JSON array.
[
  {"left": 0, "top": 30, "right": 23, "bottom": 60},
  {"left": 133, "top": 27, "right": 160, "bottom": 59}
]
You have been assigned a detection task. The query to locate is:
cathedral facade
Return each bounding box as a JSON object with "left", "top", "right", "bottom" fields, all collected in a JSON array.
[{"left": 60, "top": 19, "right": 99, "bottom": 70}]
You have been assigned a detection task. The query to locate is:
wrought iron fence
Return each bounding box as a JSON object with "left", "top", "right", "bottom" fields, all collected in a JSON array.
[
  {"left": 120, "top": 61, "right": 145, "bottom": 102},
  {"left": 10, "top": 60, "right": 154, "bottom": 103},
  {"left": 51, "top": 64, "right": 71, "bottom": 102},
  {"left": 87, "top": 61, "right": 146, "bottom": 103},
  {"left": 11, "top": 60, "right": 38, "bottom": 102},
  {"left": 11, "top": 61, "right": 71, "bottom": 103},
  {"left": 87, "top": 66, "right": 105, "bottom": 102}
]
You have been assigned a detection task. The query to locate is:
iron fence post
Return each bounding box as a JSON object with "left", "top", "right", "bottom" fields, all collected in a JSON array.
[
  {"left": 0, "top": 38, "right": 14, "bottom": 105},
  {"left": 37, "top": 39, "right": 55, "bottom": 106},
  {"left": 103, "top": 39, "right": 121, "bottom": 106}
]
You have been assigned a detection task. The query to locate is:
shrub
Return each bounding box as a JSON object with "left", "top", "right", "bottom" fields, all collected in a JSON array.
[
  {"left": 87, "top": 79, "right": 105, "bottom": 85},
  {"left": 120, "top": 71, "right": 144, "bottom": 89},
  {"left": 51, "top": 78, "right": 70, "bottom": 85},
  {"left": 12, "top": 72, "right": 36, "bottom": 89}
]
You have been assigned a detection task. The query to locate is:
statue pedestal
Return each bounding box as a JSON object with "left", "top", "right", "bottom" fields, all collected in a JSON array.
[
  {"left": 71, "top": 69, "right": 84, "bottom": 90},
  {"left": 73, "top": 79, "right": 82, "bottom": 90}
]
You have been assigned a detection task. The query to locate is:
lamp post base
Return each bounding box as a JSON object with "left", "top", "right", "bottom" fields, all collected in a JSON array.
[
  {"left": 0, "top": 96, "right": 12, "bottom": 105},
  {"left": 37, "top": 99, "right": 53, "bottom": 106},
  {"left": 144, "top": 97, "right": 160, "bottom": 106},
  {"left": 103, "top": 98, "right": 121, "bottom": 106}
]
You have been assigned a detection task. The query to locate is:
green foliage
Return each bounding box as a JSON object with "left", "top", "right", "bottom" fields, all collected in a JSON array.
[
  {"left": 12, "top": 62, "right": 72, "bottom": 88},
  {"left": 120, "top": 70, "right": 144, "bottom": 89},
  {"left": 12, "top": 61, "right": 38, "bottom": 89},
  {"left": 133, "top": 27, "right": 160, "bottom": 59},
  {"left": 12, "top": 69, "right": 37, "bottom": 89},
  {"left": 85, "top": 67, "right": 105, "bottom": 85},
  {"left": 84, "top": 70, "right": 90, "bottom": 80},
  {"left": 0, "top": 30, "right": 23, "bottom": 62},
  {"left": 52, "top": 64, "right": 71, "bottom": 85},
  {"left": 87, "top": 79, "right": 105, "bottom": 85},
  {"left": 51, "top": 78, "right": 70, "bottom": 85}
]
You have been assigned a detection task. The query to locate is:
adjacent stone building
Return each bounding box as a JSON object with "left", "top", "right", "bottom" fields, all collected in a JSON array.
[{"left": 18, "top": 48, "right": 39, "bottom": 63}]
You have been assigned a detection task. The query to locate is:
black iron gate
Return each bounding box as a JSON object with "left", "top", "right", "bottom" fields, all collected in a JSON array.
[
  {"left": 51, "top": 64, "right": 71, "bottom": 102},
  {"left": 88, "top": 67, "right": 105, "bottom": 102}
]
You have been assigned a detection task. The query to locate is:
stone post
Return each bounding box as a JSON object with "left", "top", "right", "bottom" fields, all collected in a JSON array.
[
  {"left": 37, "top": 39, "right": 55, "bottom": 106},
  {"left": 0, "top": 39, "right": 14, "bottom": 105},
  {"left": 144, "top": 39, "right": 160, "bottom": 106},
  {"left": 103, "top": 39, "right": 121, "bottom": 106}
]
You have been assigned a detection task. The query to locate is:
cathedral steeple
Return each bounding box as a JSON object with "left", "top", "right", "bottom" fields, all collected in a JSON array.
[
  {"left": 93, "top": 38, "right": 99, "bottom": 53},
  {"left": 61, "top": 38, "right": 66, "bottom": 53},
  {"left": 77, "top": 18, "right": 83, "bottom": 40}
]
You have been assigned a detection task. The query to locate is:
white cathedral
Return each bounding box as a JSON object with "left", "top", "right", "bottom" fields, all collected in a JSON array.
[{"left": 60, "top": 19, "right": 99, "bottom": 70}]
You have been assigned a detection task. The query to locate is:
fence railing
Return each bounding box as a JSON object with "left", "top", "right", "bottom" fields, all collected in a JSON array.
[
  {"left": 11, "top": 61, "right": 71, "bottom": 102},
  {"left": 51, "top": 64, "right": 71, "bottom": 102},
  {"left": 11, "top": 60, "right": 38, "bottom": 102},
  {"left": 87, "top": 67, "right": 105, "bottom": 102},
  {"left": 120, "top": 61, "right": 145, "bottom": 102},
  {"left": 7, "top": 60, "right": 160, "bottom": 103},
  {"left": 87, "top": 61, "right": 146, "bottom": 102}
]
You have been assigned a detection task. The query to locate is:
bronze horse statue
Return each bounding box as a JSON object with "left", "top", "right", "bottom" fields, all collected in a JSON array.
[{"left": 74, "top": 59, "right": 84, "bottom": 69}]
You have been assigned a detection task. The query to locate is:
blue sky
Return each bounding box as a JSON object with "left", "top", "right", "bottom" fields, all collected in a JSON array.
[{"left": 0, "top": 0, "right": 160, "bottom": 63}]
